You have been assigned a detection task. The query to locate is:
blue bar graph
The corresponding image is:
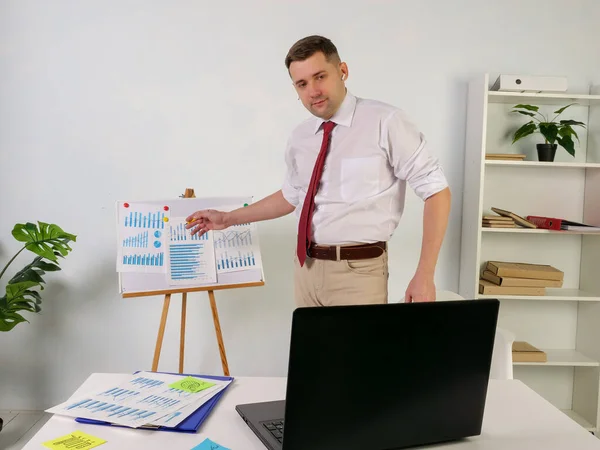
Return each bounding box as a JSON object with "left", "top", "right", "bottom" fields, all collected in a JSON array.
[
  {"left": 124, "top": 210, "right": 166, "bottom": 229},
  {"left": 169, "top": 223, "right": 209, "bottom": 242},
  {"left": 130, "top": 377, "right": 165, "bottom": 389},
  {"left": 122, "top": 231, "right": 149, "bottom": 248},
  {"left": 122, "top": 252, "right": 164, "bottom": 267},
  {"left": 217, "top": 250, "right": 257, "bottom": 271},
  {"left": 169, "top": 244, "right": 206, "bottom": 280}
]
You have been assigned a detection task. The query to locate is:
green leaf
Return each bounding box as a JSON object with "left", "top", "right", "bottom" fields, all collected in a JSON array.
[
  {"left": 557, "top": 135, "right": 576, "bottom": 157},
  {"left": 6, "top": 281, "right": 40, "bottom": 301},
  {"left": 559, "top": 120, "right": 586, "bottom": 127},
  {"left": 553, "top": 103, "right": 576, "bottom": 115},
  {"left": 512, "top": 121, "right": 537, "bottom": 143},
  {"left": 512, "top": 110, "right": 536, "bottom": 117},
  {"left": 539, "top": 123, "right": 558, "bottom": 144},
  {"left": 0, "top": 310, "right": 28, "bottom": 332},
  {"left": 8, "top": 256, "right": 60, "bottom": 285},
  {"left": 3, "top": 281, "right": 44, "bottom": 322},
  {"left": 513, "top": 104, "right": 539, "bottom": 112},
  {"left": 12, "top": 222, "right": 76, "bottom": 262},
  {"left": 559, "top": 125, "right": 580, "bottom": 142}
]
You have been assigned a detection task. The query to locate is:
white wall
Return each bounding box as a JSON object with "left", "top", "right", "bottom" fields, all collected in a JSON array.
[{"left": 1, "top": 0, "right": 599, "bottom": 409}]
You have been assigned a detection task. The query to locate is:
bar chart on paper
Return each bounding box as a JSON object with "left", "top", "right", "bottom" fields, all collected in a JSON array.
[
  {"left": 117, "top": 202, "right": 170, "bottom": 273},
  {"left": 213, "top": 224, "right": 262, "bottom": 274},
  {"left": 123, "top": 210, "right": 167, "bottom": 229},
  {"left": 123, "top": 231, "right": 150, "bottom": 248},
  {"left": 217, "top": 250, "right": 258, "bottom": 271},
  {"left": 122, "top": 253, "right": 164, "bottom": 267},
  {"left": 169, "top": 221, "right": 210, "bottom": 242},
  {"left": 167, "top": 218, "right": 217, "bottom": 285}
]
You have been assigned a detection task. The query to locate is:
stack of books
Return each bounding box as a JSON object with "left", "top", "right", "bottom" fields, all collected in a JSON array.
[
  {"left": 479, "top": 261, "right": 564, "bottom": 296},
  {"left": 485, "top": 153, "right": 527, "bottom": 161},
  {"left": 482, "top": 215, "right": 516, "bottom": 228}
]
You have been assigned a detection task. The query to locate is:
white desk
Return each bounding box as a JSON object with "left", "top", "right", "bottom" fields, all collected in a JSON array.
[{"left": 22, "top": 373, "right": 600, "bottom": 449}]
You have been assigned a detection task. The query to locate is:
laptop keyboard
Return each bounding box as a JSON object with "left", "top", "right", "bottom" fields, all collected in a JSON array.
[{"left": 263, "top": 419, "right": 284, "bottom": 443}]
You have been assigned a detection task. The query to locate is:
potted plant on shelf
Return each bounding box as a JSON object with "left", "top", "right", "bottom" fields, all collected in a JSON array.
[
  {"left": 1, "top": 222, "right": 76, "bottom": 332},
  {"left": 511, "top": 103, "right": 586, "bottom": 162}
]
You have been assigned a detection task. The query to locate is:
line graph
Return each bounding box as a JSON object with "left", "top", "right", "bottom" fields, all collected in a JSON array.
[{"left": 213, "top": 230, "right": 252, "bottom": 248}]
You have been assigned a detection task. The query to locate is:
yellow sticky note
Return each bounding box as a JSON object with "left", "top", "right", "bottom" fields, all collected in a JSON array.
[
  {"left": 169, "top": 376, "right": 215, "bottom": 393},
  {"left": 43, "top": 430, "right": 106, "bottom": 449}
]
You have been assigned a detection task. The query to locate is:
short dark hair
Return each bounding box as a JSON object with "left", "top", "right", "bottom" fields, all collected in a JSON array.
[{"left": 285, "top": 35, "right": 341, "bottom": 69}]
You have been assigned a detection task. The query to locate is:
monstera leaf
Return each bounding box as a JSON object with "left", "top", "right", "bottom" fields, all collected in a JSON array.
[
  {"left": 11, "top": 222, "right": 76, "bottom": 262},
  {"left": 1, "top": 222, "right": 76, "bottom": 332},
  {"left": 0, "top": 281, "right": 41, "bottom": 331}
]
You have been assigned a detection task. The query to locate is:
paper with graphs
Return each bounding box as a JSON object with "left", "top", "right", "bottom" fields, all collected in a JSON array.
[
  {"left": 211, "top": 208, "right": 263, "bottom": 274},
  {"left": 46, "top": 371, "right": 231, "bottom": 428}
]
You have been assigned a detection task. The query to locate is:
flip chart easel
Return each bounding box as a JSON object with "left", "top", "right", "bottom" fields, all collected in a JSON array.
[{"left": 120, "top": 188, "right": 265, "bottom": 376}]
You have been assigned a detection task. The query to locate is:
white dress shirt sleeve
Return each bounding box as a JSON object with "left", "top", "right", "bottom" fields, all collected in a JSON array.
[
  {"left": 382, "top": 110, "right": 449, "bottom": 201},
  {"left": 281, "top": 138, "right": 300, "bottom": 207}
]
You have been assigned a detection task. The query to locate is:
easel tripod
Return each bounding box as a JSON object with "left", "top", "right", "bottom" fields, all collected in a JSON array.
[{"left": 122, "top": 188, "right": 264, "bottom": 375}]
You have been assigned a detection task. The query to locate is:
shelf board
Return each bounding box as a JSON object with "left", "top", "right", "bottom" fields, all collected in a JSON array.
[
  {"left": 561, "top": 409, "right": 596, "bottom": 432},
  {"left": 485, "top": 160, "right": 600, "bottom": 169},
  {"left": 488, "top": 90, "right": 600, "bottom": 106},
  {"left": 478, "top": 289, "right": 600, "bottom": 301},
  {"left": 514, "top": 349, "right": 599, "bottom": 367},
  {"left": 482, "top": 227, "right": 600, "bottom": 236}
]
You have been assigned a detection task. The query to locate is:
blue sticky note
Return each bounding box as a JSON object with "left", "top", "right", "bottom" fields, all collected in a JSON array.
[{"left": 191, "top": 438, "right": 230, "bottom": 450}]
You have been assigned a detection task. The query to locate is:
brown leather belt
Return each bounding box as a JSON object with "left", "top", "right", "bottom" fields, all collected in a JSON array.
[{"left": 307, "top": 241, "right": 387, "bottom": 261}]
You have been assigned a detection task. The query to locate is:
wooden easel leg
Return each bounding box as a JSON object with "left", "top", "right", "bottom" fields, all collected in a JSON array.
[
  {"left": 152, "top": 294, "right": 171, "bottom": 372},
  {"left": 208, "top": 290, "right": 230, "bottom": 376},
  {"left": 179, "top": 292, "right": 187, "bottom": 374}
]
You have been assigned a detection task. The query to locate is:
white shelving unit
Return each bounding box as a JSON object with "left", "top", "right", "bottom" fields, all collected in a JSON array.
[{"left": 459, "top": 74, "right": 600, "bottom": 434}]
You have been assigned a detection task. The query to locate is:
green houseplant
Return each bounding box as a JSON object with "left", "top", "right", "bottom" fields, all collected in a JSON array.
[
  {"left": 511, "top": 103, "right": 586, "bottom": 162},
  {"left": 0, "top": 222, "right": 76, "bottom": 332}
]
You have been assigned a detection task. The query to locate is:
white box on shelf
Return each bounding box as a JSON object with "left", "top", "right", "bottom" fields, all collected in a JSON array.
[{"left": 491, "top": 74, "right": 568, "bottom": 93}]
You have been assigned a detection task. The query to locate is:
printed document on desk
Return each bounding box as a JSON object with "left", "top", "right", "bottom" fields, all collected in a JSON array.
[{"left": 46, "top": 372, "right": 231, "bottom": 428}]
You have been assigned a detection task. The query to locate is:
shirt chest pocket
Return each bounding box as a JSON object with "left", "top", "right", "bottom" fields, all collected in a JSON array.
[{"left": 340, "top": 157, "right": 381, "bottom": 202}]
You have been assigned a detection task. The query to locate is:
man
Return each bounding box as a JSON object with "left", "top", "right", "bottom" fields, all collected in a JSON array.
[{"left": 186, "top": 35, "right": 451, "bottom": 307}]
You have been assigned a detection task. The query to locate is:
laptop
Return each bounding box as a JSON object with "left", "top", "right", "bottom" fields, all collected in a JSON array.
[{"left": 236, "top": 299, "right": 499, "bottom": 450}]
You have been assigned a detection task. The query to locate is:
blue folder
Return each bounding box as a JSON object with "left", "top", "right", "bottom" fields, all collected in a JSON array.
[{"left": 75, "top": 371, "right": 234, "bottom": 433}]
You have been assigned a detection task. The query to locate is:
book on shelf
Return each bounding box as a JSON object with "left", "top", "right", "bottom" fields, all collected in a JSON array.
[
  {"left": 482, "top": 214, "right": 516, "bottom": 228},
  {"left": 526, "top": 215, "right": 600, "bottom": 232},
  {"left": 482, "top": 222, "right": 516, "bottom": 228},
  {"left": 485, "top": 261, "right": 564, "bottom": 282},
  {"left": 481, "top": 270, "right": 563, "bottom": 288},
  {"left": 485, "top": 153, "right": 527, "bottom": 161},
  {"left": 512, "top": 341, "right": 547, "bottom": 363},
  {"left": 491, "top": 207, "right": 537, "bottom": 229},
  {"left": 482, "top": 224, "right": 517, "bottom": 228},
  {"left": 479, "top": 279, "right": 546, "bottom": 296}
]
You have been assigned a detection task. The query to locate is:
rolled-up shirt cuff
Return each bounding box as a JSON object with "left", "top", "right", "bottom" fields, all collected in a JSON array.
[
  {"left": 409, "top": 166, "right": 449, "bottom": 201},
  {"left": 281, "top": 183, "right": 300, "bottom": 207}
]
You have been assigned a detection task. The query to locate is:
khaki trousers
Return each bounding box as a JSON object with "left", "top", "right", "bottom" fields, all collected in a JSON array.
[{"left": 293, "top": 251, "right": 389, "bottom": 307}]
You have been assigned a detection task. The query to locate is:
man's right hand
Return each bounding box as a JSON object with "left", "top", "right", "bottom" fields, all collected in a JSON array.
[{"left": 185, "top": 209, "right": 229, "bottom": 236}]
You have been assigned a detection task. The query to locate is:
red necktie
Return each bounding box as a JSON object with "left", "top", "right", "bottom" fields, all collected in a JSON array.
[{"left": 296, "top": 121, "right": 336, "bottom": 267}]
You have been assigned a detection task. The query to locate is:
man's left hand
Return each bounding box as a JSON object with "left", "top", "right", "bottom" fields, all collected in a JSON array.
[{"left": 405, "top": 272, "right": 436, "bottom": 303}]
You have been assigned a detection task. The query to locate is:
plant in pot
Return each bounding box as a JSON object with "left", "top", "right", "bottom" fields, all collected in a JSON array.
[
  {"left": 511, "top": 103, "right": 586, "bottom": 162},
  {"left": 0, "top": 222, "right": 76, "bottom": 432}
]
